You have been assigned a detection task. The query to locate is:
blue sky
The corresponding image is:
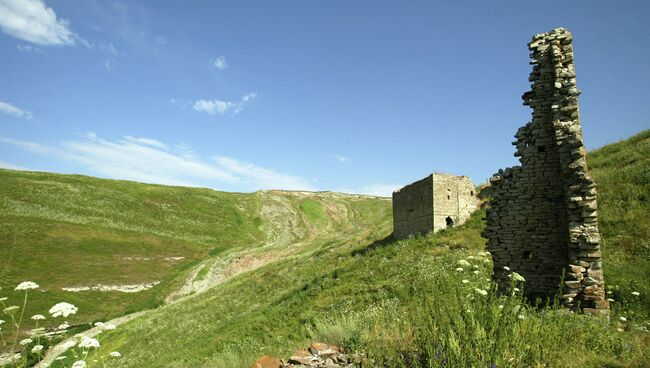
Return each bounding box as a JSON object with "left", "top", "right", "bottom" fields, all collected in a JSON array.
[{"left": 1, "top": 0, "right": 648, "bottom": 196}]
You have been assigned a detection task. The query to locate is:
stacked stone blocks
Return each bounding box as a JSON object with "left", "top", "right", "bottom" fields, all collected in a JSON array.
[
  {"left": 482, "top": 28, "right": 608, "bottom": 314},
  {"left": 393, "top": 173, "right": 479, "bottom": 239}
]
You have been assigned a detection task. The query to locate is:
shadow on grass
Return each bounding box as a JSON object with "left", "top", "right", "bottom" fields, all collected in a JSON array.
[{"left": 350, "top": 234, "right": 395, "bottom": 257}]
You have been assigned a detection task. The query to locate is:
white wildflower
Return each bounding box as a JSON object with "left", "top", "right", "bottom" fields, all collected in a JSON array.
[
  {"left": 71, "top": 361, "right": 87, "bottom": 368},
  {"left": 57, "top": 322, "right": 70, "bottom": 330},
  {"left": 619, "top": 316, "right": 627, "bottom": 322},
  {"left": 0, "top": 297, "right": 7, "bottom": 301},
  {"left": 78, "top": 336, "right": 100, "bottom": 349},
  {"left": 473, "top": 270, "right": 480, "bottom": 275},
  {"left": 472, "top": 264, "right": 479, "bottom": 269},
  {"left": 3, "top": 306, "right": 19, "bottom": 313},
  {"left": 49, "top": 302, "right": 78, "bottom": 318},
  {"left": 498, "top": 305, "right": 504, "bottom": 310},
  {"left": 15, "top": 281, "right": 39, "bottom": 291},
  {"left": 11, "top": 353, "right": 21, "bottom": 362},
  {"left": 55, "top": 356, "right": 67, "bottom": 361},
  {"left": 31, "top": 314, "right": 46, "bottom": 321},
  {"left": 109, "top": 351, "right": 121, "bottom": 358},
  {"left": 510, "top": 272, "right": 526, "bottom": 282},
  {"left": 514, "top": 287, "right": 520, "bottom": 292},
  {"left": 474, "top": 288, "right": 488, "bottom": 296},
  {"left": 632, "top": 291, "right": 640, "bottom": 297},
  {"left": 518, "top": 314, "right": 525, "bottom": 320},
  {"left": 31, "top": 345, "right": 44, "bottom": 354},
  {"left": 20, "top": 338, "right": 33, "bottom": 346},
  {"left": 62, "top": 340, "right": 77, "bottom": 350},
  {"left": 0, "top": 320, "right": 4, "bottom": 325},
  {"left": 457, "top": 259, "right": 471, "bottom": 267},
  {"left": 462, "top": 279, "right": 469, "bottom": 284},
  {"left": 455, "top": 267, "right": 464, "bottom": 272},
  {"left": 503, "top": 266, "right": 511, "bottom": 271},
  {"left": 606, "top": 298, "right": 615, "bottom": 302},
  {"left": 617, "top": 328, "right": 624, "bottom": 332}
]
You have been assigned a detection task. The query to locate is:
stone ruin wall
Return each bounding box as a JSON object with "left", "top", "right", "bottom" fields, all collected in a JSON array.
[
  {"left": 393, "top": 175, "right": 434, "bottom": 239},
  {"left": 393, "top": 173, "right": 479, "bottom": 239},
  {"left": 431, "top": 173, "right": 479, "bottom": 232},
  {"left": 482, "top": 28, "right": 608, "bottom": 314}
]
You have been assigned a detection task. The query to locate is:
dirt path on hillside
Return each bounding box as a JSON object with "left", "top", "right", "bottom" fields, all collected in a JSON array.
[{"left": 34, "top": 191, "right": 378, "bottom": 367}]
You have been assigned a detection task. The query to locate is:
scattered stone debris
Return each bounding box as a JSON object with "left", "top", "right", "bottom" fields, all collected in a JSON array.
[
  {"left": 251, "top": 342, "right": 367, "bottom": 368},
  {"left": 61, "top": 282, "right": 160, "bottom": 293},
  {"left": 482, "top": 28, "right": 608, "bottom": 314}
]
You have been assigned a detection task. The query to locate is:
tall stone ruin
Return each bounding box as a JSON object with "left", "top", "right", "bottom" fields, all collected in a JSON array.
[
  {"left": 393, "top": 173, "right": 479, "bottom": 239},
  {"left": 482, "top": 28, "right": 608, "bottom": 314}
]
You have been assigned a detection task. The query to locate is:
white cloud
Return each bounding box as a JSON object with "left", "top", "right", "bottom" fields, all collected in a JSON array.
[
  {"left": 0, "top": 137, "right": 50, "bottom": 154},
  {"left": 103, "top": 58, "right": 116, "bottom": 71},
  {"left": 212, "top": 56, "right": 227, "bottom": 70},
  {"left": 330, "top": 154, "right": 350, "bottom": 163},
  {"left": 124, "top": 136, "right": 167, "bottom": 150},
  {"left": 337, "top": 184, "right": 402, "bottom": 197},
  {"left": 2, "top": 133, "right": 315, "bottom": 192},
  {"left": 0, "top": 100, "right": 33, "bottom": 119},
  {"left": 0, "top": 160, "right": 28, "bottom": 170},
  {"left": 193, "top": 92, "right": 257, "bottom": 116},
  {"left": 17, "top": 44, "right": 44, "bottom": 53},
  {"left": 214, "top": 156, "right": 316, "bottom": 191},
  {"left": 0, "top": 0, "right": 76, "bottom": 46}
]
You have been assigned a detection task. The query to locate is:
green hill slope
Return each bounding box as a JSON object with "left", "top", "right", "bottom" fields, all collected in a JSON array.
[
  {"left": 0, "top": 170, "right": 391, "bottom": 358},
  {"left": 2, "top": 130, "right": 648, "bottom": 368},
  {"left": 64, "top": 130, "right": 648, "bottom": 368}
]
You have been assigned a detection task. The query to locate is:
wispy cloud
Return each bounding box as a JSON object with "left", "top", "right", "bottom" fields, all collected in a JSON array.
[
  {"left": 2, "top": 133, "right": 315, "bottom": 191},
  {"left": 213, "top": 156, "right": 316, "bottom": 191},
  {"left": 337, "top": 183, "right": 402, "bottom": 197},
  {"left": 212, "top": 56, "right": 227, "bottom": 70},
  {"left": 193, "top": 92, "right": 257, "bottom": 116},
  {"left": 0, "top": 0, "right": 77, "bottom": 46},
  {"left": 0, "top": 100, "right": 33, "bottom": 119},
  {"left": 0, "top": 160, "right": 29, "bottom": 171},
  {"left": 0, "top": 137, "right": 50, "bottom": 154},
  {"left": 103, "top": 59, "right": 116, "bottom": 71},
  {"left": 17, "top": 44, "right": 45, "bottom": 54},
  {"left": 330, "top": 154, "right": 351, "bottom": 163},
  {"left": 123, "top": 136, "right": 167, "bottom": 150}
]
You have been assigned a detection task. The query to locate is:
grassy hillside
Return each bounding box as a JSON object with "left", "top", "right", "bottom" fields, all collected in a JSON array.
[
  {"left": 0, "top": 170, "right": 391, "bottom": 359},
  {"left": 589, "top": 130, "right": 650, "bottom": 320},
  {"left": 1, "top": 130, "right": 648, "bottom": 367},
  {"left": 61, "top": 130, "right": 648, "bottom": 367}
]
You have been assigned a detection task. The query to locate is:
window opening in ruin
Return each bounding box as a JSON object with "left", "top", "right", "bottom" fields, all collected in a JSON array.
[
  {"left": 470, "top": 191, "right": 474, "bottom": 196},
  {"left": 522, "top": 250, "right": 533, "bottom": 259},
  {"left": 538, "top": 145, "right": 546, "bottom": 152},
  {"left": 445, "top": 216, "right": 454, "bottom": 227},
  {"left": 447, "top": 195, "right": 450, "bottom": 200}
]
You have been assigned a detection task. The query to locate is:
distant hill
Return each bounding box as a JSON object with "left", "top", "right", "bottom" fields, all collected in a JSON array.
[{"left": 0, "top": 169, "right": 391, "bottom": 348}]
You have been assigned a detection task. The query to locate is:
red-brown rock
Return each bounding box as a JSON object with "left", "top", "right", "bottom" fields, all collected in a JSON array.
[{"left": 251, "top": 355, "right": 282, "bottom": 368}]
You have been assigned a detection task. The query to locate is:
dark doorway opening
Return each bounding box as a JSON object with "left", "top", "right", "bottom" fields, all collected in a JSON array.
[{"left": 445, "top": 216, "right": 454, "bottom": 228}]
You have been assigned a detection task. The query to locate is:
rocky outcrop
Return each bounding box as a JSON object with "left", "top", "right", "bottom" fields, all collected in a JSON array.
[{"left": 251, "top": 342, "right": 366, "bottom": 368}]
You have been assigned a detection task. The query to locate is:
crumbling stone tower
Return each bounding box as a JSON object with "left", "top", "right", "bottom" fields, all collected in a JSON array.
[
  {"left": 393, "top": 173, "right": 479, "bottom": 239},
  {"left": 482, "top": 28, "right": 608, "bottom": 314}
]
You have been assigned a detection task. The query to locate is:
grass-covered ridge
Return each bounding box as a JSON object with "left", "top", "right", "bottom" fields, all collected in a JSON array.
[
  {"left": 0, "top": 170, "right": 391, "bottom": 352},
  {"left": 1, "top": 130, "right": 648, "bottom": 367},
  {"left": 73, "top": 130, "right": 649, "bottom": 367}
]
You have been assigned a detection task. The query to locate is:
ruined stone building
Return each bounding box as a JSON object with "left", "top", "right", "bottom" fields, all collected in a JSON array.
[
  {"left": 482, "top": 28, "right": 608, "bottom": 313},
  {"left": 393, "top": 173, "right": 479, "bottom": 239}
]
